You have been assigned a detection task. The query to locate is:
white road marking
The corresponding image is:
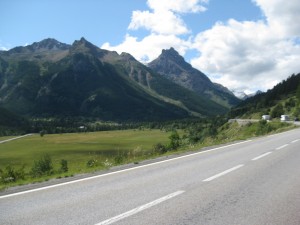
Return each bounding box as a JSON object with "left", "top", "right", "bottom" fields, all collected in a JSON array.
[
  {"left": 251, "top": 152, "right": 272, "bottom": 161},
  {"left": 276, "top": 144, "right": 289, "bottom": 150},
  {"left": 0, "top": 140, "right": 252, "bottom": 199},
  {"left": 95, "top": 190, "right": 185, "bottom": 225},
  {"left": 203, "top": 164, "right": 244, "bottom": 182},
  {"left": 291, "top": 139, "right": 299, "bottom": 144}
]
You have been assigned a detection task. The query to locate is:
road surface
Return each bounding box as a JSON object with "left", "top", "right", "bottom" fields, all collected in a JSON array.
[{"left": 1, "top": 129, "right": 300, "bottom": 225}]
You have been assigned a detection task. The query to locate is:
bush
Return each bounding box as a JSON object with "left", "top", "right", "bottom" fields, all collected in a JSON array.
[
  {"left": 87, "top": 159, "right": 98, "bottom": 167},
  {"left": 270, "top": 104, "right": 284, "bottom": 118},
  {"left": 168, "top": 130, "right": 181, "bottom": 150},
  {"left": 114, "top": 155, "right": 124, "bottom": 164},
  {"left": 31, "top": 154, "right": 53, "bottom": 177},
  {"left": 60, "top": 159, "right": 68, "bottom": 173},
  {"left": 0, "top": 165, "right": 25, "bottom": 183},
  {"left": 153, "top": 143, "right": 167, "bottom": 154}
]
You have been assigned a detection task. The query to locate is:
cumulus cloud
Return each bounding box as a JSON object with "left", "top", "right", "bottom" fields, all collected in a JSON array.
[
  {"left": 102, "top": 34, "right": 192, "bottom": 63},
  {"left": 102, "top": 0, "right": 207, "bottom": 62},
  {"left": 190, "top": 0, "right": 300, "bottom": 93},
  {"left": 128, "top": 9, "right": 189, "bottom": 35},
  {"left": 254, "top": 0, "right": 300, "bottom": 37},
  {"left": 147, "top": 0, "right": 207, "bottom": 13},
  {"left": 102, "top": 0, "right": 300, "bottom": 93}
]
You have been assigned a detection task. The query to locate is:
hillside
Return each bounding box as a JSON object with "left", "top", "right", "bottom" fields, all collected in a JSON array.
[
  {"left": 230, "top": 73, "right": 300, "bottom": 119},
  {"left": 0, "top": 107, "right": 29, "bottom": 135},
  {"left": 0, "top": 38, "right": 228, "bottom": 122},
  {"left": 148, "top": 48, "right": 241, "bottom": 108}
]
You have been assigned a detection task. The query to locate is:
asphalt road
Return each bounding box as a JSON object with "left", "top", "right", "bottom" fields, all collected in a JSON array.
[{"left": 1, "top": 129, "right": 300, "bottom": 225}]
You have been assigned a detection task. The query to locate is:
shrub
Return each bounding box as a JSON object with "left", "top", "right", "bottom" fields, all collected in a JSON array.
[
  {"left": 0, "top": 165, "right": 25, "bottom": 183},
  {"left": 114, "top": 155, "right": 124, "bottom": 164},
  {"left": 153, "top": 143, "right": 167, "bottom": 154},
  {"left": 31, "top": 154, "right": 53, "bottom": 177},
  {"left": 39, "top": 130, "right": 46, "bottom": 137},
  {"left": 87, "top": 159, "right": 98, "bottom": 167},
  {"left": 60, "top": 159, "right": 68, "bottom": 173},
  {"left": 168, "top": 130, "right": 181, "bottom": 150}
]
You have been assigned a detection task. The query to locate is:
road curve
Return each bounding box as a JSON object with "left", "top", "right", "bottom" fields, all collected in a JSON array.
[{"left": 1, "top": 129, "right": 300, "bottom": 225}]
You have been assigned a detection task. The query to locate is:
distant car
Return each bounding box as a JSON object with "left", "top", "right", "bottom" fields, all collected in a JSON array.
[{"left": 294, "top": 118, "right": 299, "bottom": 121}]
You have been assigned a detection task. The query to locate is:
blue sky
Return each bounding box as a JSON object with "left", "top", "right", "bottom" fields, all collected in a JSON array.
[{"left": 1, "top": 0, "right": 300, "bottom": 94}]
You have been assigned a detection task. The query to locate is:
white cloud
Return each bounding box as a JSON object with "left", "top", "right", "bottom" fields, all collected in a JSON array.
[
  {"left": 102, "top": 34, "right": 191, "bottom": 63},
  {"left": 103, "top": 0, "right": 207, "bottom": 62},
  {"left": 0, "top": 46, "right": 8, "bottom": 51},
  {"left": 128, "top": 0, "right": 207, "bottom": 35},
  {"left": 128, "top": 9, "right": 189, "bottom": 35},
  {"left": 190, "top": 0, "right": 300, "bottom": 93},
  {"left": 147, "top": 0, "right": 207, "bottom": 13},
  {"left": 0, "top": 40, "right": 10, "bottom": 51},
  {"left": 254, "top": 0, "right": 300, "bottom": 37},
  {"left": 102, "top": 0, "right": 300, "bottom": 94}
]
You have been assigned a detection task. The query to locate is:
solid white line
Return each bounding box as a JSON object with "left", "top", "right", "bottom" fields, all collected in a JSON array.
[
  {"left": 276, "top": 144, "right": 289, "bottom": 150},
  {"left": 291, "top": 139, "right": 299, "bottom": 144},
  {"left": 0, "top": 140, "right": 252, "bottom": 199},
  {"left": 95, "top": 190, "right": 185, "bottom": 225},
  {"left": 203, "top": 164, "right": 244, "bottom": 182},
  {"left": 251, "top": 152, "right": 272, "bottom": 161}
]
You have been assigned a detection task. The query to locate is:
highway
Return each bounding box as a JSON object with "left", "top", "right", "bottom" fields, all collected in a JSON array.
[{"left": 1, "top": 128, "right": 300, "bottom": 225}]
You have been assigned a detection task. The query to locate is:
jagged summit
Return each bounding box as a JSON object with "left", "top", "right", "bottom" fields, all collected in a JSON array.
[
  {"left": 72, "top": 37, "right": 97, "bottom": 49},
  {"left": 154, "top": 47, "right": 191, "bottom": 70},
  {"left": 149, "top": 47, "right": 241, "bottom": 108},
  {"left": 120, "top": 52, "right": 137, "bottom": 61},
  {"left": 30, "top": 38, "right": 70, "bottom": 51},
  {"left": 6, "top": 38, "right": 70, "bottom": 55}
]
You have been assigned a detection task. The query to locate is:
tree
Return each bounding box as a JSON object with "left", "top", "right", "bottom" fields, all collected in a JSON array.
[
  {"left": 296, "top": 84, "right": 300, "bottom": 105},
  {"left": 169, "top": 130, "right": 180, "bottom": 150},
  {"left": 270, "top": 103, "right": 284, "bottom": 118}
]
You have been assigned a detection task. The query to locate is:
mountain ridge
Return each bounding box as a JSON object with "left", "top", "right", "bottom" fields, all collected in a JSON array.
[{"left": 0, "top": 38, "right": 228, "bottom": 121}]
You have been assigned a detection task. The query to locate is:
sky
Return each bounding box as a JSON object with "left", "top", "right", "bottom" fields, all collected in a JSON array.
[{"left": 1, "top": 0, "right": 300, "bottom": 94}]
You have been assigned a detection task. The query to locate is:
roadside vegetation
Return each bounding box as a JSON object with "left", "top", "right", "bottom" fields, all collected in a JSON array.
[
  {"left": 1, "top": 74, "right": 300, "bottom": 190},
  {"left": 0, "top": 118, "right": 296, "bottom": 190}
]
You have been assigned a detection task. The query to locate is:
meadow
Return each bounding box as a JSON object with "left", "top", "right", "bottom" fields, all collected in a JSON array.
[
  {"left": 0, "top": 121, "right": 296, "bottom": 189},
  {"left": 0, "top": 129, "right": 172, "bottom": 188}
]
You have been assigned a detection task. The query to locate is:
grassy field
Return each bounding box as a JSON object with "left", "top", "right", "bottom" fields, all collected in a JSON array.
[
  {"left": 0, "top": 122, "right": 296, "bottom": 190},
  {"left": 0, "top": 129, "right": 172, "bottom": 177}
]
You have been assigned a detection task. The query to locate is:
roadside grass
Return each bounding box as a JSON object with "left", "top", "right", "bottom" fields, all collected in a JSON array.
[
  {"left": 0, "top": 129, "right": 172, "bottom": 190},
  {"left": 0, "top": 122, "right": 297, "bottom": 190}
]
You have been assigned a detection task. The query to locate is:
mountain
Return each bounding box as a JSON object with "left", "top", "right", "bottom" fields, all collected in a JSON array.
[
  {"left": 148, "top": 48, "right": 241, "bottom": 108},
  {"left": 0, "top": 38, "right": 228, "bottom": 121},
  {"left": 232, "top": 90, "right": 264, "bottom": 100},
  {"left": 230, "top": 74, "right": 300, "bottom": 119},
  {"left": 0, "top": 107, "right": 29, "bottom": 135}
]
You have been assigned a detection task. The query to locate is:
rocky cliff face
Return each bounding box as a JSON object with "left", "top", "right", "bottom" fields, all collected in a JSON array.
[{"left": 148, "top": 48, "right": 241, "bottom": 108}]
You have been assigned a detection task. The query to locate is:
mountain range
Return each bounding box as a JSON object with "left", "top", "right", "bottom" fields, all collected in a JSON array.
[{"left": 0, "top": 38, "right": 239, "bottom": 121}]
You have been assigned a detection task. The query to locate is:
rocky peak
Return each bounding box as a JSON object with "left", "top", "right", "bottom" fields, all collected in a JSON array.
[
  {"left": 30, "top": 38, "right": 70, "bottom": 51},
  {"left": 120, "top": 52, "right": 137, "bottom": 62},
  {"left": 71, "top": 37, "right": 100, "bottom": 55},
  {"left": 149, "top": 47, "right": 194, "bottom": 74},
  {"left": 158, "top": 48, "right": 186, "bottom": 65},
  {"left": 7, "top": 38, "right": 70, "bottom": 54},
  {"left": 149, "top": 47, "right": 241, "bottom": 108}
]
